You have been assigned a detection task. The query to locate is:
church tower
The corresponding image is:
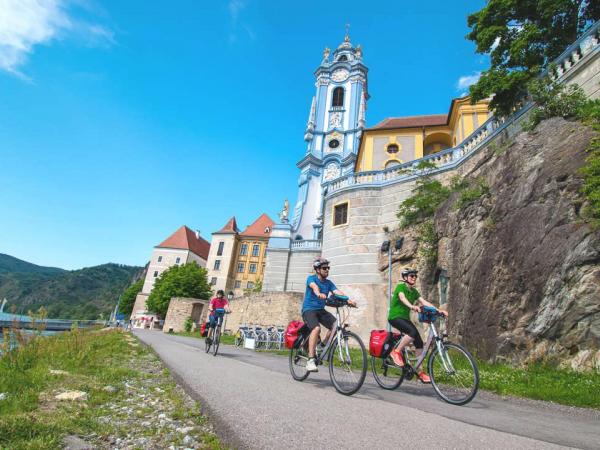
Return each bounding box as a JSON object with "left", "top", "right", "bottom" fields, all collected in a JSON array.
[{"left": 292, "top": 32, "right": 368, "bottom": 240}]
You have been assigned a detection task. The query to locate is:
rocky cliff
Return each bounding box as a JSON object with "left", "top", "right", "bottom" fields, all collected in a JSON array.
[{"left": 395, "top": 117, "right": 600, "bottom": 370}]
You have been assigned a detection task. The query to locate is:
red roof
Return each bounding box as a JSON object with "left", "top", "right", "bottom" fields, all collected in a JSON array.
[
  {"left": 214, "top": 216, "right": 240, "bottom": 234},
  {"left": 369, "top": 114, "right": 448, "bottom": 130},
  {"left": 157, "top": 226, "right": 210, "bottom": 260},
  {"left": 240, "top": 213, "right": 274, "bottom": 238}
]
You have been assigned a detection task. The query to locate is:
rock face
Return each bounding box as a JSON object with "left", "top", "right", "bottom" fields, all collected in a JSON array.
[{"left": 423, "top": 118, "right": 600, "bottom": 366}]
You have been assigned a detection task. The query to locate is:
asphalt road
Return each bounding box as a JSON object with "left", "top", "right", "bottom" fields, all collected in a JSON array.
[{"left": 134, "top": 330, "right": 599, "bottom": 450}]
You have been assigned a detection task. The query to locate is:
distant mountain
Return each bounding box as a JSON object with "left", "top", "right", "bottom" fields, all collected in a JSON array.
[
  {"left": 0, "top": 253, "right": 66, "bottom": 276},
  {"left": 0, "top": 254, "right": 144, "bottom": 320}
]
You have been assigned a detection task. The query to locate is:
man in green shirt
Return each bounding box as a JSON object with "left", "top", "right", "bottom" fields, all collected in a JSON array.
[{"left": 388, "top": 268, "right": 447, "bottom": 383}]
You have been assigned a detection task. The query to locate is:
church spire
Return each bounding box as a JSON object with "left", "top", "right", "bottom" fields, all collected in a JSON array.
[{"left": 304, "top": 96, "right": 316, "bottom": 142}]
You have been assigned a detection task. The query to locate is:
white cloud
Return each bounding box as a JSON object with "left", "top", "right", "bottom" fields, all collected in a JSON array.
[
  {"left": 457, "top": 72, "right": 481, "bottom": 93},
  {"left": 0, "top": 0, "right": 113, "bottom": 80}
]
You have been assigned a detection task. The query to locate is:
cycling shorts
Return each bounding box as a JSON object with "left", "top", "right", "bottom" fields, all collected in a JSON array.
[
  {"left": 388, "top": 317, "right": 423, "bottom": 349},
  {"left": 302, "top": 309, "right": 336, "bottom": 331}
]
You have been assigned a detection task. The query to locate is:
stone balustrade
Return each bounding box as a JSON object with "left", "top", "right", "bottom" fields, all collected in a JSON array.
[{"left": 291, "top": 239, "right": 322, "bottom": 250}]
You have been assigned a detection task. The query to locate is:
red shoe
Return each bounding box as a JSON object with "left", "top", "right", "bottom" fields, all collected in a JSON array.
[
  {"left": 390, "top": 349, "right": 404, "bottom": 367},
  {"left": 417, "top": 371, "right": 431, "bottom": 383}
]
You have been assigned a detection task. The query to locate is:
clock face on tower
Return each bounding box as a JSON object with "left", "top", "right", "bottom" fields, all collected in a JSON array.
[{"left": 331, "top": 69, "right": 349, "bottom": 82}]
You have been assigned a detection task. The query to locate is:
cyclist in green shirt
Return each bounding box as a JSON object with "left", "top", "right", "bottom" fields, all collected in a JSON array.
[{"left": 388, "top": 268, "right": 447, "bottom": 383}]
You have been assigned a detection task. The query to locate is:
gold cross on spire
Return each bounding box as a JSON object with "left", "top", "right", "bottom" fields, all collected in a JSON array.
[{"left": 345, "top": 23, "right": 350, "bottom": 42}]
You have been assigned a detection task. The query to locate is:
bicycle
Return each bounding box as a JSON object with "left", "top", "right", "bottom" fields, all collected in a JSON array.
[
  {"left": 205, "top": 308, "right": 229, "bottom": 356},
  {"left": 371, "top": 306, "right": 479, "bottom": 405},
  {"left": 289, "top": 295, "right": 367, "bottom": 396}
]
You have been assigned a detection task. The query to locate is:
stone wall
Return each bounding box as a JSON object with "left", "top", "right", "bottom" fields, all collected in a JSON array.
[
  {"left": 162, "top": 297, "right": 208, "bottom": 333},
  {"left": 225, "top": 292, "right": 303, "bottom": 331},
  {"left": 286, "top": 250, "right": 319, "bottom": 292}
]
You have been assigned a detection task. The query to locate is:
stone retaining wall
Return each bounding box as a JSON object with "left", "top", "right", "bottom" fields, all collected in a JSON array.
[
  {"left": 163, "top": 297, "right": 208, "bottom": 333},
  {"left": 225, "top": 292, "right": 303, "bottom": 331}
]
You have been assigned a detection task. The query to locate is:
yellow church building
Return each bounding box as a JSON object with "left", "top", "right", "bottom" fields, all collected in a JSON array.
[{"left": 355, "top": 96, "right": 490, "bottom": 172}]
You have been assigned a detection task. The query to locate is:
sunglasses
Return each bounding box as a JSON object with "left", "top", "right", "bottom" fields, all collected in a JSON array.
[
  {"left": 320, "top": 267, "right": 330, "bottom": 271},
  {"left": 407, "top": 274, "right": 417, "bottom": 278}
]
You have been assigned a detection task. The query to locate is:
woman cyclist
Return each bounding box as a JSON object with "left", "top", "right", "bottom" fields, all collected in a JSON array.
[{"left": 388, "top": 268, "right": 447, "bottom": 383}]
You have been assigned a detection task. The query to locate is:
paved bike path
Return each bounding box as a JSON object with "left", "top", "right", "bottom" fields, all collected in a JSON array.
[{"left": 135, "top": 330, "right": 599, "bottom": 449}]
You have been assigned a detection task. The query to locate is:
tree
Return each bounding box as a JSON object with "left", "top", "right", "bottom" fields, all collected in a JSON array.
[
  {"left": 118, "top": 279, "right": 144, "bottom": 317},
  {"left": 146, "top": 263, "right": 212, "bottom": 317},
  {"left": 467, "top": 0, "right": 600, "bottom": 116}
]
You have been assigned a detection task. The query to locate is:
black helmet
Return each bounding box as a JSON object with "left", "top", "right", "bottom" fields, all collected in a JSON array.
[
  {"left": 401, "top": 268, "right": 418, "bottom": 278},
  {"left": 216, "top": 289, "right": 225, "bottom": 296},
  {"left": 313, "top": 257, "right": 330, "bottom": 269}
]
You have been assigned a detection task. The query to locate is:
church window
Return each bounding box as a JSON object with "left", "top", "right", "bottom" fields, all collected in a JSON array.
[
  {"left": 333, "top": 202, "right": 348, "bottom": 226},
  {"left": 210, "top": 277, "right": 217, "bottom": 286},
  {"left": 157, "top": 256, "right": 162, "bottom": 262},
  {"left": 237, "top": 262, "right": 245, "bottom": 273},
  {"left": 235, "top": 280, "right": 241, "bottom": 288},
  {"left": 176, "top": 257, "right": 181, "bottom": 264},
  {"left": 247, "top": 281, "right": 255, "bottom": 289},
  {"left": 338, "top": 55, "right": 348, "bottom": 61},
  {"left": 240, "top": 244, "right": 248, "bottom": 256},
  {"left": 332, "top": 87, "right": 344, "bottom": 107},
  {"left": 214, "top": 260, "right": 221, "bottom": 270},
  {"left": 217, "top": 241, "right": 224, "bottom": 256},
  {"left": 329, "top": 139, "right": 340, "bottom": 149},
  {"left": 249, "top": 263, "right": 257, "bottom": 274},
  {"left": 387, "top": 144, "right": 399, "bottom": 154},
  {"left": 153, "top": 271, "right": 159, "bottom": 278},
  {"left": 252, "top": 244, "right": 260, "bottom": 257}
]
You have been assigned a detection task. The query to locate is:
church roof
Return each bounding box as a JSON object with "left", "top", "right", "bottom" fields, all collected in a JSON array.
[
  {"left": 157, "top": 226, "right": 210, "bottom": 260},
  {"left": 240, "top": 213, "right": 275, "bottom": 238},
  {"left": 369, "top": 114, "right": 448, "bottom": 130},
  {"left": 214, "top": 216, "right": 240, "bottom": 234}
]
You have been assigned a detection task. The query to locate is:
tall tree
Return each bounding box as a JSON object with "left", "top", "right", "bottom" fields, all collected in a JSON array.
[
  {"left": 118, "top": 279, "right": 144, "bottom": 316},
  {"left": 146, "top": 263, "right": 211, "bottom": 317},
  {"left": 467, "top": 0, "right": 600, "bottom": 116}
]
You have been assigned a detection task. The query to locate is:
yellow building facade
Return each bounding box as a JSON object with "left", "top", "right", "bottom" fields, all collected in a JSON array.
[{"left": 356, "top": 96, "right": 490, "bottom": 172}]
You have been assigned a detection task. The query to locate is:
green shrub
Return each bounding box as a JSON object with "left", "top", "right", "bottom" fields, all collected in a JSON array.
[
  {"left": 184, "top": 316, "right": 193, "bottom": 333},
  {"left": 417, "top": 220, "right": 438, "bottom": 265},
  {"left": 455, "top": 177, "right": 490, "bottom": 209}
]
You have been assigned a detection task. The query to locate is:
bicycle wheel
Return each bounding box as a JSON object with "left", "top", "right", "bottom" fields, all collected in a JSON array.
[
  {"left": 289, "top": 336, "right": 310, "bottom": 381},
  {"left": 428, "top": 342, "right": 479, "bottom": 405},
  {"left": 371, "top": 355, "right": 404, "bottom": 390},
  {"left": 329, "top": 331, "right": 367, "bottom": 396},
  {"left": 212, "top": 327, "right": 221, "bottom": 356},
  {"left": 205, "top": 333, "right": 212, "bottom": 353}
]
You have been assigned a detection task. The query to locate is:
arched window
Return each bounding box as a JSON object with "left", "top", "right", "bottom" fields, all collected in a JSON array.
[
  {"left": 332, "top": 87, "right": 344, "bottom": 107},
  {"left": 338, "top": 55, "right": 348, "bottom": 62}
]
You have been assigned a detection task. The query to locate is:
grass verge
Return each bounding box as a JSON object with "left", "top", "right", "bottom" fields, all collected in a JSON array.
[{"left": 0, "top": 328, "right": 225, "bottom": 449}]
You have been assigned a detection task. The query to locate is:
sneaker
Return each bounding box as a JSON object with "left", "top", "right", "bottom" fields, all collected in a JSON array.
[
  {"left": 417, "top": 371, "right": 431, "bottom": 383},
  {"left": 306, "top": 358, "right": 318, "bottom": 372},
  {"left": 390, "top": 349, "right": 404, "bottom": 367}
]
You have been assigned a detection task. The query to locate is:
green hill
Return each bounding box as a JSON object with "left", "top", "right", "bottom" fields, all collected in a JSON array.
[{"left": 0, "top": 254, "right": 143, "bottom": 320}]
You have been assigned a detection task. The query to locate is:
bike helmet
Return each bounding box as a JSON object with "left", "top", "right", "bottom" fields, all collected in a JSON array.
[
  {"left": 313, "top": 257, "right": 330, "bottom": 269},
  {"left": 401, "top": 268, "right": 418, "bottom": 278}
]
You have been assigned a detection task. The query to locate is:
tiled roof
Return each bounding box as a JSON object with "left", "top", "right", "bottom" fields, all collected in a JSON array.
[
  {"left": 215, "top": 216, "right": 240, "bottom": 234},
  {"left": 369, "top": 114, "right": 448, "bottom": 130},
  {"left": 157, "top": 226, "right": 210, "bottom": 260},
  {"left": 240, "top": 213, "right": 274, "bottom": 238}
]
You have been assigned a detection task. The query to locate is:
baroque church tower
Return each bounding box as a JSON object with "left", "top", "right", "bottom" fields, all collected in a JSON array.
[{"left": 292, "top": 33, "right": 368, "bottom": 240}]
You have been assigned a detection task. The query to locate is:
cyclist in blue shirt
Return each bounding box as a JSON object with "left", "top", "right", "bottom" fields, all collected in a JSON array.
[{"left": 303, "top": 257, "right": 356, "bottom": 372}]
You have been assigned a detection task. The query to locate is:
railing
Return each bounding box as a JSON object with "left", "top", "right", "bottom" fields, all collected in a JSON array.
[
  {"left": 325, "top": 20, "right": 599, "bottom": 196},
  {"left": 291, "top": 239, "right": 322, "bottom": 250}
]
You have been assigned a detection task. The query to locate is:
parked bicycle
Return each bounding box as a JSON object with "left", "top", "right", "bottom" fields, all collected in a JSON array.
[
  {"left": 205, "top": 308, "right": 229, "bottom": 356},
  {"left": 289, "top": 294, "right": 367, "bottom": 396},
  {"left": 371, "top": 306, "right": 479, "bottom": 405}
]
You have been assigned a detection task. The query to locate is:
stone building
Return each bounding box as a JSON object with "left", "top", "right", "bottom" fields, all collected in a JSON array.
[
  {"left": 261, "top": 24, "right": 600, "bottom": 341},
  {"left": 205, "top": 214, "right": 274, "bottom": 297},
  {"left": 132, "top": 225, "right": 210, "bottom": 318},
  {"left": 162, "top": 297, "right": 208, "bottom": 334}
]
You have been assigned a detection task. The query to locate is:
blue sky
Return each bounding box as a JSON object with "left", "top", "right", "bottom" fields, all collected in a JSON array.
[{"left": 0, "top": 0, "right": 486, "bottom": 270}]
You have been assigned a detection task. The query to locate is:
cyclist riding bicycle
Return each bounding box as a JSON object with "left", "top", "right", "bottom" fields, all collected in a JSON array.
[
  {"left": 388, "top": 268, "right": 448, "bottom": 383},
  {"left": 206, "top": 289, "right": 230, "bottom": 344},
  {"left": 303, "top": 257, "right": 356, "bottom": 372}
]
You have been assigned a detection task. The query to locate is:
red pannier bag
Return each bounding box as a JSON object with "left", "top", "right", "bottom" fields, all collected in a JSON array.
[
  {"left": 200, "top": 322, "right": 208, "bottom": 337},
  {"left": 285, "top": 320, "right": 304, "bottom": 349},
  {"left": 369, "top": 329, "right": 389, "bottom": 357}
]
